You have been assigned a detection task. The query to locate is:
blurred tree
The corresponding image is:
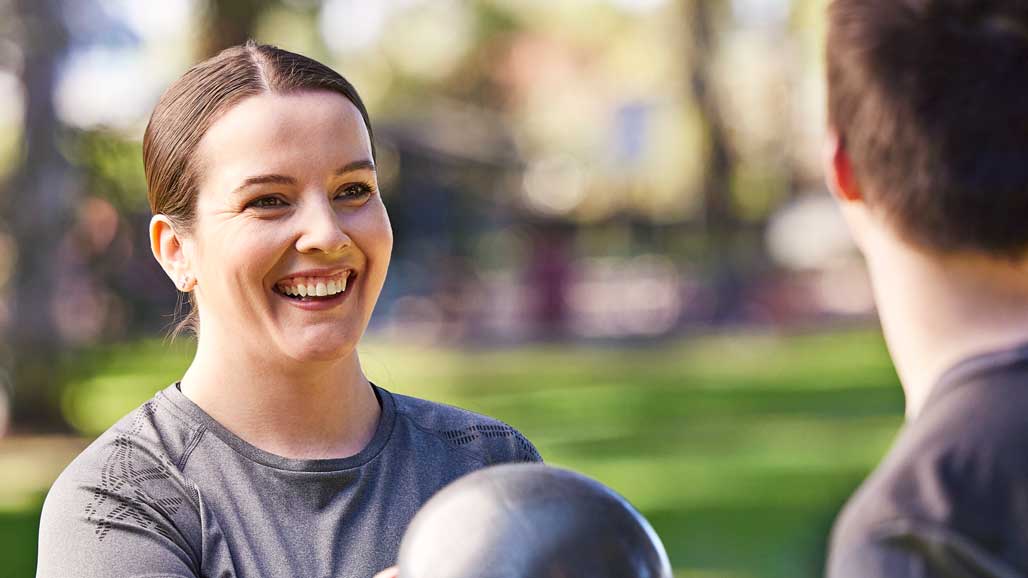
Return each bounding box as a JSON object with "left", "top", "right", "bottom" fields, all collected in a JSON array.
[
  {"left": 203, "top": 0, "right": 276, "bottom": 56},
  {"left": 3, "top": 0, "right": 74, "bottom": 431},
  {"left": 683, "top": 0, "right": 749, "bottom": 322},
  {"left": 685, "top": 0, "right": 736, "bottom": 248}
]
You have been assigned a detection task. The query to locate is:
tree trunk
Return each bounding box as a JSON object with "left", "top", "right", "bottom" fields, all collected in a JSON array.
[
  {"left": 202, "top": 0, "right": 275, "bottom": 56},
  {"left": 683, "top": 0, "right": 745, "bottom": 323},
  {"left": 684, "top": 0, "right": 736, "bottom": 243},
  {"left": 3, "top": 0, "right": 74, "bottom": 432}
]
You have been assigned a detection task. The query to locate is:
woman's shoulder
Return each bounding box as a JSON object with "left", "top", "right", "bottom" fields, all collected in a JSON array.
[
  {"left": 59, "top": 385, "right": 204, "bottom": 484},
  {"left": 382, "top": 386, "right": 543, "bottom": 465},
  {"left": 38, "top": 386, "right": 204, "bottom": 577}
]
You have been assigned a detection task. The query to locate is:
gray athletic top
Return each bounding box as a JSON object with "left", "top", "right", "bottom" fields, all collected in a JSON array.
[
  {"left": 828, "top": 343, "right": 1028, "bottom": 578},
  {"left": 36, "top": 382, "right": 541, "bottom": 578}
]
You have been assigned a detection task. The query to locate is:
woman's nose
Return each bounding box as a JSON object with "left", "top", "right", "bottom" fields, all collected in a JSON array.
[{"left": 294, "top": 196, "right": 352, "bottom": 255}]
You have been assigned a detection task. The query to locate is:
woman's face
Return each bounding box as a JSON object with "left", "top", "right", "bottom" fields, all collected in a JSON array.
[{"left": 186, "top": 89, "right": 392, "bottom": 363}]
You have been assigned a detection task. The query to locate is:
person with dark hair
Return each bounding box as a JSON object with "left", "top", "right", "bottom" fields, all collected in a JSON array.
[
  {"left": 35, "top": 42, "right": 540, "bottom": 578},
  {"left": 824, "top": 1, "right": 1028, "bottom": 576}
]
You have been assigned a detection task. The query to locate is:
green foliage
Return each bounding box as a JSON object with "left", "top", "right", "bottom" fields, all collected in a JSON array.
[
  {"left": 12, "top": 329, "right": 902, "bottom": 578},
  {"left": 60, "top": 129, "right": 149, "bottom": 213}
]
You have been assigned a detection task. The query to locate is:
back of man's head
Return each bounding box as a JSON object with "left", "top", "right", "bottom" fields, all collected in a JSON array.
[{"left": 827, "top": 0, "right": 1028, "bottom": 258}]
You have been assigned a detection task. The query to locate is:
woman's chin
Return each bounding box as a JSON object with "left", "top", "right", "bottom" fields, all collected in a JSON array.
[{"left": 278, "top": 333, "right": 361, "bottom": 364}]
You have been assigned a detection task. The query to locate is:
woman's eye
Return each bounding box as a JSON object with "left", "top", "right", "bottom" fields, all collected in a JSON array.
[
  {"left": 247, "top": 196, "right": 286, "bottom": 209},
  {"left": 335, "top": 182, "right": 375, "bottom": 201}
]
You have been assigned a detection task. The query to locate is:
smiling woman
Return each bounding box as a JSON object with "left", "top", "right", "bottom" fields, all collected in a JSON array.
[
  {"left": 160, "top": 88, "right": 390, "bottom": 368},
  {"left": 35, "top": 42, "right": 541, "bottom": 578}
]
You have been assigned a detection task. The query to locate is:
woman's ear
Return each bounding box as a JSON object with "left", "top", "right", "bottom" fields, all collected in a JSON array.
[
  {"left": 150, "top": 214, "right": 196, "bottom": 292},
  {"left": 824, "top": 131, "right": 863, "bottom": 203}
]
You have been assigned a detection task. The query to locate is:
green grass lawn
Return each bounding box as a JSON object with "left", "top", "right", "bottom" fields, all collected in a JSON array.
[{"left": 0, "top": 328, "right": 904, "bottom": 577}]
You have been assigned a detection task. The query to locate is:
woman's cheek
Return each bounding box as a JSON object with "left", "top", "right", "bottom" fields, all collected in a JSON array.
[
  {"left": 354, "top": 205, "right": 393, "bottom": 258},
  {"left": 374, "top": 204, "right": 394, "bottom": 254}
]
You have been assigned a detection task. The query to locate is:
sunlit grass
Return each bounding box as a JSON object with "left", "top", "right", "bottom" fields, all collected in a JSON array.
[
  {"left": 5, "top": 328, "right": 903, "bottom": 578},
  {"left": 0, "top": 437, "right": 89, "bottom": 512}
]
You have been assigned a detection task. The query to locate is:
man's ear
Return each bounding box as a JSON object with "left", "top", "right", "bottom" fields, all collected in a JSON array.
[
  {"left": 150, "top": 214, "right": 195, "bottom": 292},
  {"left": 824, "top": 131, "right": 863, "bottom": 203}
]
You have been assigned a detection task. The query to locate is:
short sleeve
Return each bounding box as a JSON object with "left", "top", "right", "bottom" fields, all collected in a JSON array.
[
  {"left": 387, "top": 388, "right": 543, "bottom": 466},
  {"left": 437, "top": 423, "right": 543, "bottom": 465},
  {"left": 36, "top": 432, "right": 202, "bottom": 578}
]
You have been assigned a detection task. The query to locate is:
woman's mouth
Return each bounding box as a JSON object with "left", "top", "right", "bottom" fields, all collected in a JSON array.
[{"left": 273, "top": 271, "right": 355, "bottom": 302}]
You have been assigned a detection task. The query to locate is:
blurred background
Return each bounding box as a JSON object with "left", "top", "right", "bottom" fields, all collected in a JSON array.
[{"left": 0, "top": 0, "right": 904, "bottom": 576}]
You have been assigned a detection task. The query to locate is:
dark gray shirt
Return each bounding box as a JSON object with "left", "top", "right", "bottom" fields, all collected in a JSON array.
[
  {"left": 37, "top": 382, "right": 541, "bottom": 578},
  {"left": 828, "top": 344, "right": 1028, "bottom": 578}
]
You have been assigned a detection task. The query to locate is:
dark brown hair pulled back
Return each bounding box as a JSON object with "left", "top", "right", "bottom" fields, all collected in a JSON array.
[{"left": 143, "top": 41, "right": 375, "bottom": 338}]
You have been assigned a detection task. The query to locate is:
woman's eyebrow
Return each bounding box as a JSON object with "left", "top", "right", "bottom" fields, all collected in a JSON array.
[
  {"left": 231, "top": 160, "right": 375, "bottom": 195},
  {"left": 335, "top": 159, "right": 375, "bottom": 175},
  {"left": 232, "top": 174, "right": 295, "bottom": 195}
]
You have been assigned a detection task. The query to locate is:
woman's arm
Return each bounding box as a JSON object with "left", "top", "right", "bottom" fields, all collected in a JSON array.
[
  {"left": 36, "top": 435, "right": 203, "bottom": 578},
  {"left": 36, "top": 466, "right": 201, "bottom": 578}
]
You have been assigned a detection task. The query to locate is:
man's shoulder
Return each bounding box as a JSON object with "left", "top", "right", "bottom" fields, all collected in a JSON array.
[
  {"left": 385, "top": 388, "right": 542, "bottom": 465},
  {"left": 827, "top": 516, "right": 1026, "bottom": 578},
  {"left": 895, "top": 370, "right": 1028, "bottom": 492},
  {"left": 828, "top": 375, "right": 1028, "bottom": 577},
  {"left": 835, "top": 393, "right": 1028, "bottom": 531}
]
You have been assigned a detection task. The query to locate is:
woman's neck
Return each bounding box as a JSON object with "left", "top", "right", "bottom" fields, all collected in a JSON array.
[{"left": 179, "top": 333, "right": 381, "bottom": 460}]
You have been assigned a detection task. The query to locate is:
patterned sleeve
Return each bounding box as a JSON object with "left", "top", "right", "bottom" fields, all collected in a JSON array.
[
  {"left": 438, "top": 422, "right": 543, "bottom": 465},
  {"left": 388, "top": 388, "right": 544, "bottom": 466},
  {"left": 36, "top": 423, "right": 202, "bottom": 577}
]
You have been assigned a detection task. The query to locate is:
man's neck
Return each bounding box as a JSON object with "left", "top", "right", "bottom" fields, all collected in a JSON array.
[
  {"left": 864, "top": 232, "right": 1028, "bottom": 420},
  {"left": 179, "top": 329, "right": 381, "bottom": 460}
]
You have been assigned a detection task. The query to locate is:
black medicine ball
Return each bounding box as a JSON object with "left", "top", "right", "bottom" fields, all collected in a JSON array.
[{"left": 397, "top": 463, "right": 673, "bottom": 578}]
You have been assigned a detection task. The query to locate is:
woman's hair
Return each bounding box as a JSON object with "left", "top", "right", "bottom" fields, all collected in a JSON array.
[{"left": 143, "top": 41, "right": 375, "bottom": 339}]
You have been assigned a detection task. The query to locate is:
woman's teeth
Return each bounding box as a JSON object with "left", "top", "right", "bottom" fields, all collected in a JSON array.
[{"left": 278, "top": 275, "right": 348, "bottom": 298}]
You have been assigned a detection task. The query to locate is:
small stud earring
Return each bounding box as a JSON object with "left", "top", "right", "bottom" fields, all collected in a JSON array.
[{"left": 178, "top": 275, "right": 192, "bottom": 291}]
